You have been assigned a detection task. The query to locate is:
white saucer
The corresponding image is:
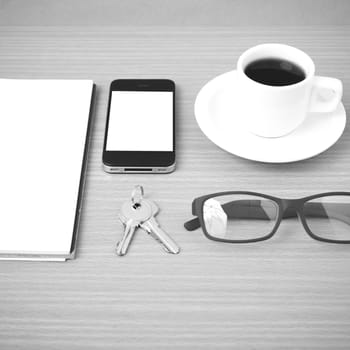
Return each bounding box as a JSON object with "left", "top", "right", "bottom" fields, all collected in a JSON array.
[{"left": 194, "top": 70, "right": 346, "bottom": 163}]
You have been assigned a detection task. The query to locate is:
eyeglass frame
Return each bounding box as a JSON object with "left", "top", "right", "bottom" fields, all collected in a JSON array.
[{"left": 184, "top": 191, "right": 350, "bottom": 244}]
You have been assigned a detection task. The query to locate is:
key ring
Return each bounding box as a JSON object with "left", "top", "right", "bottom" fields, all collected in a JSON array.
[{"left": 131, "top": 185, "right": 144, "bottom": 208}]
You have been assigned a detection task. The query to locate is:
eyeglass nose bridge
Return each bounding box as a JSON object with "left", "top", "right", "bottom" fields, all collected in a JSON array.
[{"left": 279, "top": 198, "right": 305, "bottom": 219}]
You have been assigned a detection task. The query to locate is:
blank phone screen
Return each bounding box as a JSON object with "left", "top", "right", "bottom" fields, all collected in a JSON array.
[{"left": 106, "top": 91, "right": 173, "bottom": 152}]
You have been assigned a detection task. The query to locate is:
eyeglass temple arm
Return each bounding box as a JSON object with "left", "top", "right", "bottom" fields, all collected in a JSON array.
[
  {"left": 184, "top": 200, "right": 350, "bottom": 231},
  {"left": 184, "top": 217, "right": 200, "bottom": 231}
]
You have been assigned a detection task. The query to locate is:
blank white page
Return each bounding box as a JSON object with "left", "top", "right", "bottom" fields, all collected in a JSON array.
[{"left": 0, "top": 79, "right": 93, "bottom": 255}]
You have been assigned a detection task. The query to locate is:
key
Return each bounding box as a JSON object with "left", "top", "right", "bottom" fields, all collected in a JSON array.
[
  {"left": 140, "top": 199, "right": 180, "bottom": 254},
  {"left": 116, "top": 199, "right": 152, "bottom": 256}
]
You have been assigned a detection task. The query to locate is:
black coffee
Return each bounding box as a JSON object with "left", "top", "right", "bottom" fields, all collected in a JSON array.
[{"left": 244, "top": 58, "right": 306, "bottom": 86}]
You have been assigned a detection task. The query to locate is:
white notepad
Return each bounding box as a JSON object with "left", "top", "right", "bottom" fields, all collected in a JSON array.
[{"left": 0, "top": 79, "right": 94, "bottom": 261}]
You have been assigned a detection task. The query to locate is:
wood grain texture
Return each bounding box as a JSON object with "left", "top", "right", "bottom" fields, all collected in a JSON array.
[
  {"left": 0, "top": 26, "right": 350, "bottom": 350},
  {"left": 2, "top": 0, "right": 350, "bottom": 26}
]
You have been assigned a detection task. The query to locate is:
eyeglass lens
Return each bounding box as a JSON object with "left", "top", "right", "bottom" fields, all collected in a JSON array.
[
  {"left": 202, "top": 194, "right": 279, "bottom": 241},
  {"left": 303, "top": 196, "right": 350, "bottom": 241}
]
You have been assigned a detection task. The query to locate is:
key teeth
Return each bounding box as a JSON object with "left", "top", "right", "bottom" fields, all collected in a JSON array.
[
  {"left": 156, "top": 236, "right": 180, "bottom": 255},
  {"left": 115, "top": 242, "right": 126, "bottom": 256},
  {"left": 141, "top": 222, "right": 181, "bottom": 255},
  {"left": 166, "top": 246, "right": 181, "bottom": 255}
]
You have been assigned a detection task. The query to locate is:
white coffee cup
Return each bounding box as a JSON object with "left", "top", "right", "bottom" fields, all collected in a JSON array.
[{"left": 236, "top": 44, "right": 343, "bottom": 138}]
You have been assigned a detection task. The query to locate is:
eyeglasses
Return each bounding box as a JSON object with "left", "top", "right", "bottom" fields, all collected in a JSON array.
[{"left": 184, "top": 192, "right": 350, "bottom": 244}]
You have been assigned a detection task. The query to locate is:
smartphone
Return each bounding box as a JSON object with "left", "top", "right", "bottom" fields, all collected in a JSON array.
[{"left": 102, "top": 79, "right": 176, "bottom": 173}]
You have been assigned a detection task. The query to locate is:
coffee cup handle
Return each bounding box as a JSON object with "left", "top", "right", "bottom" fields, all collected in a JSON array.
[{"left": 309, "top": 76, "right": 343, "bottom": 113}]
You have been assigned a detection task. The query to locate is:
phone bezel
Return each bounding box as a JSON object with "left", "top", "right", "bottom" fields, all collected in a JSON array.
[{"left": 102, "top": 79, "right": 176, "bottom": 169}]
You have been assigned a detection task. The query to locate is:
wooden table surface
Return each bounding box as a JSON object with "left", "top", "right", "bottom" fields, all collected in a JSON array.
[{"left": 0, "top": 26, "right": 350, "bottom": 349}]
